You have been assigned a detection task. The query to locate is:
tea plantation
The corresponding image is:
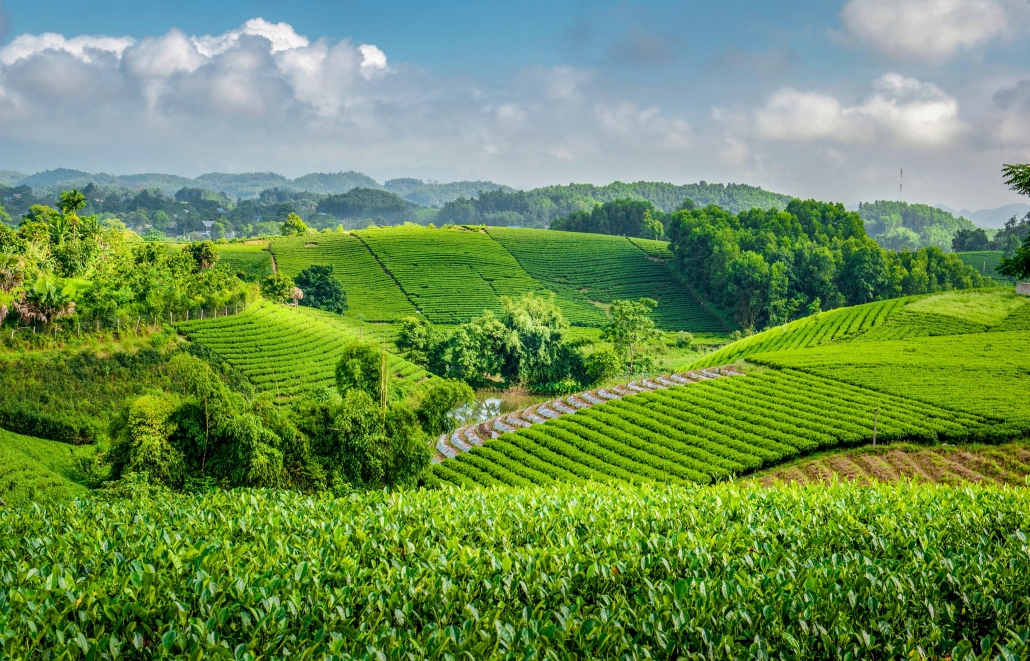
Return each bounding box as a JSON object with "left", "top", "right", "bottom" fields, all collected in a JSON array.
[
  {"left": 430, "top": 289, "right": 1030, "bottom": 488},
  {"left": 266, "top": 226, "right": 728, "bottom": 331},
  {"left": 3, "top": 482, "right": 1030, "bottom": 659}
]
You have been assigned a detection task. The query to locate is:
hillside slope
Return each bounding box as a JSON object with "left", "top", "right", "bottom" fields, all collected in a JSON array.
[
  {"left": 0, "top": 430, "right": 91, "bottom": 507},
  {"left": 430, "top": 289, "right": 1030, "bottom": 488}
]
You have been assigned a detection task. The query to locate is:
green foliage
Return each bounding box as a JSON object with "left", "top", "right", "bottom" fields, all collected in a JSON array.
[
  {"left": 5, "top": 483, "right": 1030, "bottom": 657},
  {"left": 183, "top": 241, "right": 217, "bottom": 271},
  {"left": 295, "top": 264, "right": 347, "bottom": 313},
  {"left": 998, "top": 234, "right": 1030, "bottom": 280},
  {"left": 550, "top": 198, "right": 663, "bottom": 238},
  {"left": 602, "top": 297, "right": 661, "bottom": 373},
  {"left": 212, "top": 243, "right": 274, "bottom": 281},
  {"left": 668, "top": 200, "right": 987, "bottom": 329},
  {"left": 259, "top": 271, "right": 295, "bottom": 303},
  {"left": 280, "top": 212, "right": 308, "bottom": 236},
  {"left": 858, "top": 200, "right": 975, "bottom": 251},
  {"left": 1003, "top": 163, "right": 1030, "bottom": 197},
  {"left": 952, "top": 227, "right": 991, "bottom": 252},
  {"left": 584, "top": 346, "right": 623, "bottom": 384},
  {"left": 415, "top": 378, "right": 474, "bottom": 437},
  {"left": 335, "top": 340, "right": 387, "bottom": 403},
  {"left": 315, "top": 187, "right": 415, "bottom": 223},
  {"left": 108, "top": 394, "right": 186, "bottom": 489},
  {"left": 396, "top": 314, "right": 444, "bottom": 367}
]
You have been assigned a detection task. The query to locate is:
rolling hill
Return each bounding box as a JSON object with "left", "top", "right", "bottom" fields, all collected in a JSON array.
[
  {"left": 267, "top": 226, "right": 729, "bottom": 332},
  {"left": 428, "top": 288, "right": 1030, "bottom": 487}
]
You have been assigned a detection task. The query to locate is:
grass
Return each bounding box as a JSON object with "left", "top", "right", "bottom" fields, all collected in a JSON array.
[
  {"left": 905, "top": 288, "right": 1026, "bottom": 326},
  {"left": 270, "top": 233, "right": 416, "bottom": 322},
  {"left": 0, "top": 429, "right": 92, "bottom": 506}
]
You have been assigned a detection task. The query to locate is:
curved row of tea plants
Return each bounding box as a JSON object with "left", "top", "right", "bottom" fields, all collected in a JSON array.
[
  {"left": 427, "top": 368, "right": 992, "bottom": 488},
  {"left": 270, "top": 233, "right": 416, "bottom": 321},
  {"left": 3, "top": 482, "right": 1030, "bottom": 659},
  {"left": 488, "top": 227, "right": 728, "bottom": 332},
  {"left": 176, "top": 301, "right": 433, "bottom": 399}
]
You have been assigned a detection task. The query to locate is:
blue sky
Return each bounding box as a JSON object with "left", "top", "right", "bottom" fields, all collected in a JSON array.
[{"left": 1, "top": 0, "right": 1029, "bottom": 209}]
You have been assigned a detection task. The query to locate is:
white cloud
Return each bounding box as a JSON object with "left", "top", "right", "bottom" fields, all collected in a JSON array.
[
  {"left": 752, "top": 74, "right": 965, "bottom": 147},
  {"left": 191, "top": 18, "right": 308, "bottom": 57},
  {"left": 0, "top": 32, "right": 135, "bottom": 65},
  {"left": 595, "top": 102, "right": 692, "bottom": 150},
  {"left": 841, "top": 0, "right": 1009, "bottom": 59},
  {"left": 358, "top": 44, "right": 387, "bottom": 79}
]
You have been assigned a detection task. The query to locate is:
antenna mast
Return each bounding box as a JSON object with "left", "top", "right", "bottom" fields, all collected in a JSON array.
[{"left": 899, "top": 168, "right": 903, "bottom": 202}]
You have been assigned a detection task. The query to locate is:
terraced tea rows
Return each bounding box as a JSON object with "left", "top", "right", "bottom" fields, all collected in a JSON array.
[
  {"left": 427, "top": 368, "right": 990, "bottom": 488},
  {"left": 0, "top": 430, "right": 90, "bottom": 507},
  {"left": 355, "top": 227, "right": 582, "bottom": 324},
  {"left": 956, "top": 250, "right": 1010, "bottom": 283},
  {"left": 692, "top": 298, "right": 907, "bottom": 368},
  {"left": 434, "top": 366, "right": 742, "bottom": 461},
  {"left": 489, "top": 228, "right": 727, "bottom": 332},
  {"left": 176, "top": 301, "right": 433, "bottom": 398},
  {"left": 270, "top": 234, "right": 416, "bottom": 321},
  {"left": 755, "top": 329, "right": 1030, "bottom": 420},
  {"left": 754, "top": 442, "right": 1030, "bottom": 487}
]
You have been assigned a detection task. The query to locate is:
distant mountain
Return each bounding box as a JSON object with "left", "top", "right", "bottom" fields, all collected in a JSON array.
[
  {"left": 0, "top": 169, "right": 510, "bottom": 205},
  {"left": 937, "top": 203, "right": 1030, "bottom": 229},
  {"left": 859, "top": 200, "right": 974, "bottom": 251}
]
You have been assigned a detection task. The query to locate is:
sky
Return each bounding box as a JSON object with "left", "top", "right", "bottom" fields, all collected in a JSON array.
[{"left": 1, "top": 0, "right": 1029, "bottom": 210}]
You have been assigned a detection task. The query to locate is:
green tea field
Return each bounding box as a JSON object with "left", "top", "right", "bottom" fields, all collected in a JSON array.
[
  {"left": 266, "top": 226, "right": 729, "bottom": 332},
  {"left": 429, "top": 289, "right": 1030, "bottom": 487},
  {"left": 176, "top": 300, "right": 434, "bottom": 399}
]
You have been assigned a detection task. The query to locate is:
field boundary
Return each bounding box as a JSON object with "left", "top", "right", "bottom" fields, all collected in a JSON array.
[{"left": 350, "top": 232, "right": 422, "bottom": 315}]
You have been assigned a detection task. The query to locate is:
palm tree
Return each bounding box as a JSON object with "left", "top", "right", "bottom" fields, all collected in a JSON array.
[
  {"left": 58, "top": 190, "right": 87, "bottom": 216},
  {"left": 13, "top": 277, "right": 76, "bottom": 325},
  {"left": 0, "top": 250, "right": 24, "bottom": 293}
]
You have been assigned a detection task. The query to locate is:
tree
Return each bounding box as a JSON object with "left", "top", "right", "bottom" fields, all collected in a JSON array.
[
  {"left": 13, "top": 277, "right": 76, "bottom": 325},
  {"left": 58, "top": 190, "right": 87, "bottom": 217},
  {"left": 167, "top": 353, "right": 232, "bottom": 475},
  {"left": 447, "top": 311, "right": 512, "bottom": 384},
  {"left": 295, "top": 264, "right": 347, "bottom": 313},
  {"left": 107, "top": 394, "right": 186, "bottom": 488},
  {"left": 1002, "top": 164, "right": 1030, "bottom": 197},
  {"left": 415, "top": 379, "right": 474, "bottom": 437},
  {"left": 643, "top": 209, "right": 664, "bottom": 240},
  {"left": 184, "top": 241, "right": 217, "bottom": 271},
  {"left": 397, "top": 315, "right": 445, "bottom": 367},
  {"left": 726, "top": 252, "right": 770, "bottom": 330},
  {"left": 602, "top": 298, "right": 661, "bottom": 373},
  {"left": 998, "top": 235, "right": 1030, "bottom": 281},
  {"left": 336, "top": 340, "right": 387, "bottom": 403},
  {"left": 260, "top": 272, "right": 296, "bottom": 304},
  {"left": 952, "top": 227, "right": 990, "bottom": 252},
  {"left": 280, "top": 213, "right": 308, "bottom": 236},
  {"left": 585, "top": 347, "right": 623, "bottom": 384},
  {"left": 0, "top": 250, "right": 24, "bottom": 293}
]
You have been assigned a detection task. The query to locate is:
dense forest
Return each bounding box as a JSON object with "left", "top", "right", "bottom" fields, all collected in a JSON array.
[
  {"left": 668, "top": 199, "right": 989, "bottom": 329},
  {"left": 857, "top": 200, "right": 975, "bottom": 251}
]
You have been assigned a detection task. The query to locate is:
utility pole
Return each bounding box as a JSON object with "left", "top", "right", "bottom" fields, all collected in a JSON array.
[{"left": 872, "top": 407, "right": 879, "bottom": 447}]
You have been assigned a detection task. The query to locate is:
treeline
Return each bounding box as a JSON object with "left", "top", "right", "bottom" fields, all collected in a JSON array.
[
  {"left": 858, "top": 200, "right": 975, "bottom": 251},
  {"left": 436, "top": 181, "right": 790, "bottom": 229},
  {"left": 953, "top": 211, "right": 1030, "bottom": 254},
  {"left": 668, "top": 200, "right": 990, "bottom": 329}
]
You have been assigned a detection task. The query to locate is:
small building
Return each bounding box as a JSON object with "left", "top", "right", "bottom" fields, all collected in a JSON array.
[{"left": 1017, "top": 282, "right": 1030, "bottom": 296}]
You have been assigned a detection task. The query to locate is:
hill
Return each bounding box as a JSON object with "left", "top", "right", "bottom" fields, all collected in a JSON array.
[
  {"left": 267, "top": 226, "right": 728, "bottom": 332},
  {"left": 176, "top": 301, "right": 434, "bottom": 399},
  {"left": 0, "top": 429, "right": 92, "bottom": 507},
  {"left": 858, "top": 200, "right": 974, "bottom": 251},
  {"left": 428, "top": 289, "right": 1030, "bottom": 487},
  {"left": 956, "top": 250, "right": 1011, "bottom": 283}
]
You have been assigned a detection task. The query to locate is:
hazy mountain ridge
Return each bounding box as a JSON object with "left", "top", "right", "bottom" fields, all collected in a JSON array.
[{"left": 937, "top": 203, "right": 1030, "bottom": 229}]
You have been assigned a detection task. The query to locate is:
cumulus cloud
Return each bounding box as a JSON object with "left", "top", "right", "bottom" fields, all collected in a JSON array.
[
  {"left": 0, "top": 32, "right": 135, "bottom": 65},
  {"left": 752, "top": 74, "right": 965, "bottom": 147},
  {"left": 841, "top": 0, "right": 1010, "bottom": 59}
]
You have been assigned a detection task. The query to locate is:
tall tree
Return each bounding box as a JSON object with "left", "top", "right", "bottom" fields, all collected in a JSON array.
[{"left": 602, "top": 297, "right": 661, "bottom": 373}]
